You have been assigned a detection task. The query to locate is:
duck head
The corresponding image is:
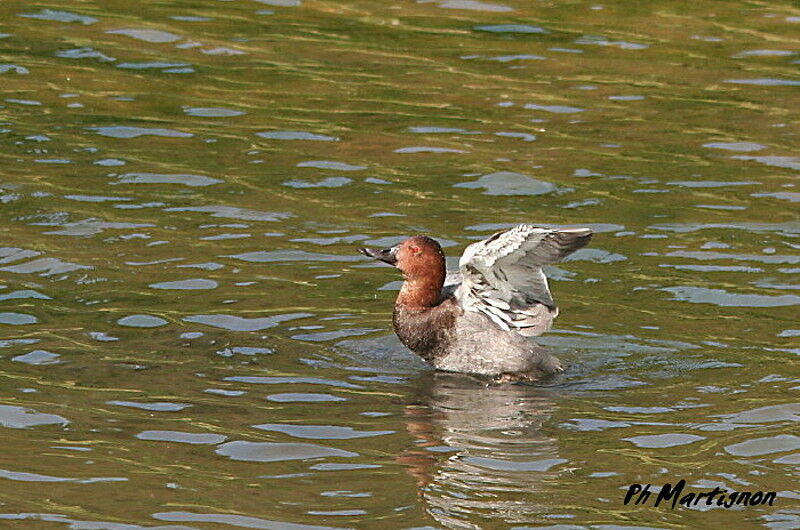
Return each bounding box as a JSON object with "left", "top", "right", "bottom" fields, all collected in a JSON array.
[{"left": 359, "top": 236, "right": 446, "bottom": 308}]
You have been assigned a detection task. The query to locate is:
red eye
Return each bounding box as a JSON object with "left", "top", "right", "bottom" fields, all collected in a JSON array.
[{"left": 410, "top": 246, "right": 421, "bottom": 254}]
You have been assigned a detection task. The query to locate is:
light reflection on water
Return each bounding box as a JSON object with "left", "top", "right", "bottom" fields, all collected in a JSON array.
[{"left": 0, "top": 0, "right": 798, "bottom": 528}]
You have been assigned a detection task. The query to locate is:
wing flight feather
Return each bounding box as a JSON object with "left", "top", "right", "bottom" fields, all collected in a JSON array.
[{"left": 455, "top": 225, "right": 592, "bottom": 336}]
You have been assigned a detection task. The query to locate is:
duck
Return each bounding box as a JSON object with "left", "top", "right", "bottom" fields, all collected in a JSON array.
[{"left": 359, "top": 224, "right": 592, "bottom": 381}]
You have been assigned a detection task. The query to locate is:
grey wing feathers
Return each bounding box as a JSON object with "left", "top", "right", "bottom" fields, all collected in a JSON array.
[{"left": 455, "top": 224, "right": 592, "bottom": 336}]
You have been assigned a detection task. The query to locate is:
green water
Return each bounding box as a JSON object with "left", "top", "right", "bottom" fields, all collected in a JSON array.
[{"left": 0, "top": 1, "right": 798, "bottom": 528}]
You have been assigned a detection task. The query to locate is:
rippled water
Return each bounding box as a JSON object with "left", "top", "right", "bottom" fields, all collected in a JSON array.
[{"left": 0, "top": 1, "right": 798, "bottom": 528}]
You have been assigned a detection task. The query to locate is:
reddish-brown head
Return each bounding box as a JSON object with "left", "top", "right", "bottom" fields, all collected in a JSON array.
[
  {"left": 394, "top": 236, "right": 445, "bottom": 282},
  {"left": 359, "top": 235, "right": 446, "bottom": 308}
]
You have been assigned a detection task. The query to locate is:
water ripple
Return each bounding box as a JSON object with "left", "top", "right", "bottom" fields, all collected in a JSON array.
[
  {"left": 215, "top": 440, "right": 357, "bottom": 463},
  {"left": 106, "top": 28, "right": 181, "bottom": 43},
  {"left": 183, "top": 312, "right": 312, "bottom": 331},
  {"left": 149, "top": 279, "right": 218, "bottom": 290},
  {"left": 454, "top": 171, "right": 557, "bottom": 196},
  {"left": 257, "top": 131, "right": 339, "bottom": 141},
  {"left": 165, "top": 205, "right": 290, "bottom": 221},
  {"left": 0, "top": 469, "right": 125, "bottom": 484},
  {"left": 19, "top": 9, "right": 97, "bottom": 25},
  {"left": 474, "top": 24, "right": 548, "bottom": 34},
  {"left": 183, "top": 107, "right": 245, "bottom": 117},
  {"left": 88, "top": 126, "right": 193, "bottom": 139},
  {"left": 623, "top": 433, "right": 705, "bottom": 448},
  {"left": 439, "top": 1, "right": 513, "bottom": 12},
  {"left": 0, "top": 405, "right": 69, "bottom": 428},
  {"left": 226, "top": 250, "right": 364, "bottom": 263},
  {"left": 662, "top": 286, "right": 800, "bottom": 307},
  {"left": 154, "top": 511, "right": 342, "bottom": 530},
  {"left": 252, "top": 424, "right": 394, "bottom": 439},
  {"left": 136, "top": 430, "right": 227, "bottom": 444},
  {"left": 116, "top": 172, "right": 221, "bottom": 187}
]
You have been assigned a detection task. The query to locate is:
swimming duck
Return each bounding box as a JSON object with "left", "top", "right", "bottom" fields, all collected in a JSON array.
[{"left": 359, "top": 225, "right": 592, "bottom": 381}]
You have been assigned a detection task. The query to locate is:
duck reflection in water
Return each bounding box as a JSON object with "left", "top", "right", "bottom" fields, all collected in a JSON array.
[{"left": 398, "top": 371, "right": 562, "bottom": 528}]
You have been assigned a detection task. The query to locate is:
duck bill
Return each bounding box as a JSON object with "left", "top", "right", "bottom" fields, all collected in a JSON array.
[{"left": 359, "top": 245, "right": 399, "bottom": 266}]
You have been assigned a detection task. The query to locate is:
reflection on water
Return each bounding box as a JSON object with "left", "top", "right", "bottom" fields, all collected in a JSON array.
[
  {"left": 0, "top": 0, "right": 798, "bottom": 527},
  {"left": 402, "top": 373, "right": 561, "bottom": 528}
]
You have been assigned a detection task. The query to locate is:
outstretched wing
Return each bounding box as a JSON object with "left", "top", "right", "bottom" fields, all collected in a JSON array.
[{"left": 455, "top": 225, "right": 592, "bottom": 336}]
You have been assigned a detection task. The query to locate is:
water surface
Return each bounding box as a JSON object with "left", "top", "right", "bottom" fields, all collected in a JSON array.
[{"left": 0, "top": 1, "right": 798, "bottom": 528}]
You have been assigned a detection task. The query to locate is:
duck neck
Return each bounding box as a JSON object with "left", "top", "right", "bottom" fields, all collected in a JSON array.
[{"left": 396, "top": 274, "right": 444, "bottom": 310}]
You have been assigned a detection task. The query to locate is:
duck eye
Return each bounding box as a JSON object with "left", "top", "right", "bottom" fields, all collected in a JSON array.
[{"left": 410, "top": 246, "right": 421, "bottom": 254}]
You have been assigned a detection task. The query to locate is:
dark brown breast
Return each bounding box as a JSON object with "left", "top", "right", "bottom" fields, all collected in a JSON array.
[{"left": 392, "top": 298, "right": 460, "bottom": 364}]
